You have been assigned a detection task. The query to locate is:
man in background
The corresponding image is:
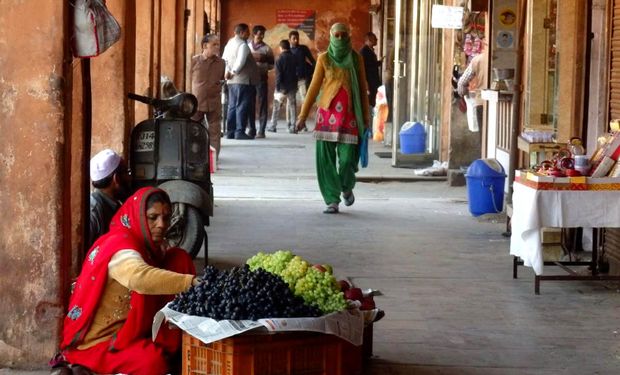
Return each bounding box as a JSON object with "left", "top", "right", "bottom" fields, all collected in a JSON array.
[
  {"left": 191, "top": 34, "right": 226, "bottom": 156},
  {"left": 222, "top": 23, "right": 257, "bottom": 140},
  {"left": 89, "top": 149, "right": 131, "bottom": 249},
  {"left": 248, "top": 25, "right": 274, "bottom": 138},
  {"left": 359, "top": 32, "right": 381, "bottom": 108},
  {"left": 289, "top": 30, "right": 315, "bottom": 104},
  {"left": 269, "top": 40, "right": 297, "bottom": 133},
  {"left": 457, "top": 47, "right": 488, "bottom": 132}
]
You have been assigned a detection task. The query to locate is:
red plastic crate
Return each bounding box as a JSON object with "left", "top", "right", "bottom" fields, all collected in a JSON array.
[{"left": 182, "top": 330, "right": 362, "bottom": 375}]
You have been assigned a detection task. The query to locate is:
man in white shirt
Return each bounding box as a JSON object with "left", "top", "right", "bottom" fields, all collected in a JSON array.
[
  {"left": 248, "top": 25, "right": 274, "bottom": 138},
  {"left": 222, "top": 23, "right": 257, "bottom": 140}
]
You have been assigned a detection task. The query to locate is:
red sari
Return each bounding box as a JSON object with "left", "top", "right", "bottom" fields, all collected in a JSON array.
[{"left": 60, "top": 187, "right": 195, "bottom": 375}]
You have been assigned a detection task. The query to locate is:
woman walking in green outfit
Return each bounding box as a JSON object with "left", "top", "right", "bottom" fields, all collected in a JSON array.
[{"left": 295, "top": 23, "right": 370, "bottom": 214}]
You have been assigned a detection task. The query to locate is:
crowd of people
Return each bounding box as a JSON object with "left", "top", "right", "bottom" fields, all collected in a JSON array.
[
  {"left": 215, "top": 23, "right": 318, "bottom": 139},
  {"left": 188, "top": 22, "right": 384, "bottom": 151},
  {"left": 50, "top": 21, "right": 384, "bottom": 375}
]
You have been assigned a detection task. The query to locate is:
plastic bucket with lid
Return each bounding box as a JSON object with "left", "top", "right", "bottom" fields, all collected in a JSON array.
[
  {"left": 465, "top": 159, "right": 506, "bottom": 216},
  {"left": 399, "top": 122, "right": 426, "bottom": 154}
]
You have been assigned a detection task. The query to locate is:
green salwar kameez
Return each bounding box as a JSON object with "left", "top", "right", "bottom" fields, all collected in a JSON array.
[{"left": 316, "top": 140, "right": 358, "bottom": 205}]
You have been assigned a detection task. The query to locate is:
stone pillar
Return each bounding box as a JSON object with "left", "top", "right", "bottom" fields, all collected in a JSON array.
[
  {"left": 90, "top": 0, "right": 131, "bottom": 157},
  {"left": 0, "top": 1, "right": 68, "bottom": 367},
  {"left": 556, "top": 0, "right": 587, "bottom": 141}
]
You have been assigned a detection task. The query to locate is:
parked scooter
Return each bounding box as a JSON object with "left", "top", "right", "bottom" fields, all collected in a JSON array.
[{"left": 128, "top": 91, "right": 212, "bottom": 259}]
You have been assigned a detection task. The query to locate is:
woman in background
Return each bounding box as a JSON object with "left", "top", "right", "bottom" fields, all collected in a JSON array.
[{"left": 296, "top": 23, "right": 370, "bottom": 214}]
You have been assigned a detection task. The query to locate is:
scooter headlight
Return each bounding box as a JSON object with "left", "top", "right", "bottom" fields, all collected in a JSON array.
[
  {"left": 167, "top": 93, "right": 197, "bottom": 118},
  {"left": 177, "top": 94, "right": 197, "bottom": 117}
]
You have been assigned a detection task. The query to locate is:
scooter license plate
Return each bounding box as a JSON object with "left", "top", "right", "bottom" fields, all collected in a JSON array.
[{"left": 136, "top": 131, "right": 155, "bottom": 152}]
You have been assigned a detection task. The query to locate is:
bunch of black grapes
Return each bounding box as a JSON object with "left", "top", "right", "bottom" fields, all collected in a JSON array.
[{"left": 169, "top": 265, "right": 321, "bottom": 320}]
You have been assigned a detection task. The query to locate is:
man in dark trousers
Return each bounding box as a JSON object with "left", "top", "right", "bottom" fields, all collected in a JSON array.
[
  {"left": 248, "top": 25, "right": 274, "bottom": 138},
  {"left": 269, "top": 39, "right": 298, "bottom": 133},
  {"left": 359, "top": 32, "right": 381, "bottom": 108},
  {"left": 222, "top": 23, "right": 257, "bottom": 139},
  {"left": 289, "top": 30, "right": 315, "bottom": 104}
]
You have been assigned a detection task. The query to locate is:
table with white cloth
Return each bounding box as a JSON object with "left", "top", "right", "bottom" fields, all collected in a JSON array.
[{"left": 510, "top": 181, "right": 620, "bottom": 293}]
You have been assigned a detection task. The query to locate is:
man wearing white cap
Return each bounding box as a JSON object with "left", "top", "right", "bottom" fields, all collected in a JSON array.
[{"left": 89, "top": 149, "right": 131, "bottom": 249}]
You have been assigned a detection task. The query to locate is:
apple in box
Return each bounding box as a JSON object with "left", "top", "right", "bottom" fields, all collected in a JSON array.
[
  {"left": 360, "top": 296, "right": 376, "bottom": 310},
  {"left": 344, "top": 287, "right": 363, "bottom": 302},
  {"left": 338, "top": 279, "right": 350, "bottom": 292},
  {"left": 312, "top": 264, "right": 326, "bottom": 273},
  {"left": 312, "top": 264, "right": 333, "bottom": 274}
]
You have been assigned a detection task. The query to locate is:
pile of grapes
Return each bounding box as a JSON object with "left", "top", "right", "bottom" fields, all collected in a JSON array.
[
  {"left": 169, "top": 265, "right": 321, "bottom": 320},
  {"left": 246, "top": 250, "right": 346, "bottom": 314}
]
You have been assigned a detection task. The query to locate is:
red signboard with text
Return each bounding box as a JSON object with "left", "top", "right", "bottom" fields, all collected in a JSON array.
[{"left": 276, "top": 9, "right": 316, "bottom": 40}]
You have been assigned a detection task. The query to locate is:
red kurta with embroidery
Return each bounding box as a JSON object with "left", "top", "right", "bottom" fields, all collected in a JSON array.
[{"left": 314, "top": 87, "right": 359, "bottom": 144}]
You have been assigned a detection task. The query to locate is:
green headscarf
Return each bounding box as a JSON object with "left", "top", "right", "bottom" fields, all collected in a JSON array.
[{"left": 327, "top": 23, "right": 365, "bottom": 142}]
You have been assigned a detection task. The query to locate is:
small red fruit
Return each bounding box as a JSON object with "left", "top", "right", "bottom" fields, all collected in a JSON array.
[
  {"left": 360, "top": 296, "right": 376, "bottom": 310},
  {"left": 344, "top": 287, "right": 363, "bottom": 301},
  {"left": 312, "top": 264, "right": 327, "bottom": 273},
  {"left": 338, "top": 280, "right": 350, "bottom": 292}
]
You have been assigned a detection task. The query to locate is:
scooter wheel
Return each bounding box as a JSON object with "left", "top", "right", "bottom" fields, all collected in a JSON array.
[{"left": 169, "top": 204, "right": 205, "bottom": 259}]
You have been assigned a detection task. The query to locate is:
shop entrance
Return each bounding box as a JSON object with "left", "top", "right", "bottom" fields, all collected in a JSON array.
[{"left": 388, "top": 0, "right": 443, "bottom": 167}]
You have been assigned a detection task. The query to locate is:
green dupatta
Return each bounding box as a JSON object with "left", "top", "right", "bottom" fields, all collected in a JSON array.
[{"left": 326, "top": 34, "right": 365, "bottom": 138}]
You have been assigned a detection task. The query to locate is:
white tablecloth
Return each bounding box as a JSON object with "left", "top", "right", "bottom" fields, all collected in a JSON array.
[{"left": 510, "top": 182, "right": 620, "bottom": 275}]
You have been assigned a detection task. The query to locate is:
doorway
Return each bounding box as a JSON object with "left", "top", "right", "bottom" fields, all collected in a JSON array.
[{"left": 389, "top": 0, "right": 443, "bottom": 167}]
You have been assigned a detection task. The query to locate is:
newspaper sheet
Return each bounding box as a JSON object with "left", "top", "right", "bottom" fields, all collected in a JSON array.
[{"left": 153, "top": 304, "right": 367, "bottom": 346}]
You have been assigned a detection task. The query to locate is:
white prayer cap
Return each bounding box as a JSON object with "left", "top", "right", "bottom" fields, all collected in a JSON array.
[{"left": 90, "top": 149, "right": 121, "bottom": 181}]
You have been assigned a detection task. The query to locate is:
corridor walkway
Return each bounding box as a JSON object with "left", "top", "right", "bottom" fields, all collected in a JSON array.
[
  {"left": 207, "top": 130, "right": 620, "bottom": 374},
  {"left": 4, "top": 129, "right": 620, "bottom": 374}
]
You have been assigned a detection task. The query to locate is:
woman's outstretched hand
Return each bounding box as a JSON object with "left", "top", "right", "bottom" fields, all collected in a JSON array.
[{"left": 295, "top": 118, "right": 306, "bottom": 133}]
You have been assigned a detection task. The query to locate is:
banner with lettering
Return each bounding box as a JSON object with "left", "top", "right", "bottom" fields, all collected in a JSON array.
[{"left": 276, "top": 9, "right": 316, "bottom": 40}]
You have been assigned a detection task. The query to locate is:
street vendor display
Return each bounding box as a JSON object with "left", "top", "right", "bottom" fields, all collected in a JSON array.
[
  {"left": 155, "top": 250, "right": 383, "bottom": 375},
  {"left": 519, "top": 133, "right": 620, "bottom": 183},
  {"left": 511, "top": 132, "right": 620, "bottom": 293}
]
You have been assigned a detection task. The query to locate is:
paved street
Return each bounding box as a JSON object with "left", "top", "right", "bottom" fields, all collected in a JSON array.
[
  {"left": 208, "top": 130, "right": 620, "bottom": 374},
  {"left": 4, "top": 128, "right": 620, "bottom": 374}
]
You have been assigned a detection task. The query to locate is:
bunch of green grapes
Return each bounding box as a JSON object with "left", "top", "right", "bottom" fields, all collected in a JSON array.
[
  {"left": 294, "top": 267, "right": 346, "bottom": 314},
  {"left": 279, "top": 255, "right": 309, "bottom": 287},
  {"left": 246, "top": 250, "right": 346, "bottom": 314},
  {"left": 246, "top": 250, "right": 294, "bottom": 275}
]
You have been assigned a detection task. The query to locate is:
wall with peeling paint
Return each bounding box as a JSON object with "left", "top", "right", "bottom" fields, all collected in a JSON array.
[
  {"left": 220, "top": 1, "right": 372, "bottom": 54},
  {"left": 219, "top": 1, "right": 371, "bottom": 115},
  {"left": 90, "top": 0, "right": 130, "bottom": 157},
  {"left": 0, "top": 1, "right": 67, "bottom": 368}
]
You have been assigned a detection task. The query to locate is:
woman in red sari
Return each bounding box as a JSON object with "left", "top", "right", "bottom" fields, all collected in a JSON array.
[{"left": 52, "top": 187, "right": 198, "bottom": 375}]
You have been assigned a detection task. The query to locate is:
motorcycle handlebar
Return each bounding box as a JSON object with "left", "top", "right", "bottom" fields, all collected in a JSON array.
[
  {"left": 128, "top": 92, "right": 198, "bottom": 119},
  {"left": 127, "top": 93, "right": 164, "bottom": 107}
]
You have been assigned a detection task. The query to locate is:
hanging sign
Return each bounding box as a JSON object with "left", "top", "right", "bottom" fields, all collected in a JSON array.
[
  {"left": 431, "top": 5, "right": 464, "bottom": 29},
  {"left": 431, "top": 5, "right": 463, "bottom": 29},
  {"left": 276, "top": 9, "right": 316, "bottom": 40}
]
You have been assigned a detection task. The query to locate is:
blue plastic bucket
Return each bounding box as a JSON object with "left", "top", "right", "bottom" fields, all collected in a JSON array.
[
  {"left": 465, "top": 159, "right": 506, "bottom": 216},
  {"left": 399, "top": 122, "right": 426, "bottom": 154}
]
